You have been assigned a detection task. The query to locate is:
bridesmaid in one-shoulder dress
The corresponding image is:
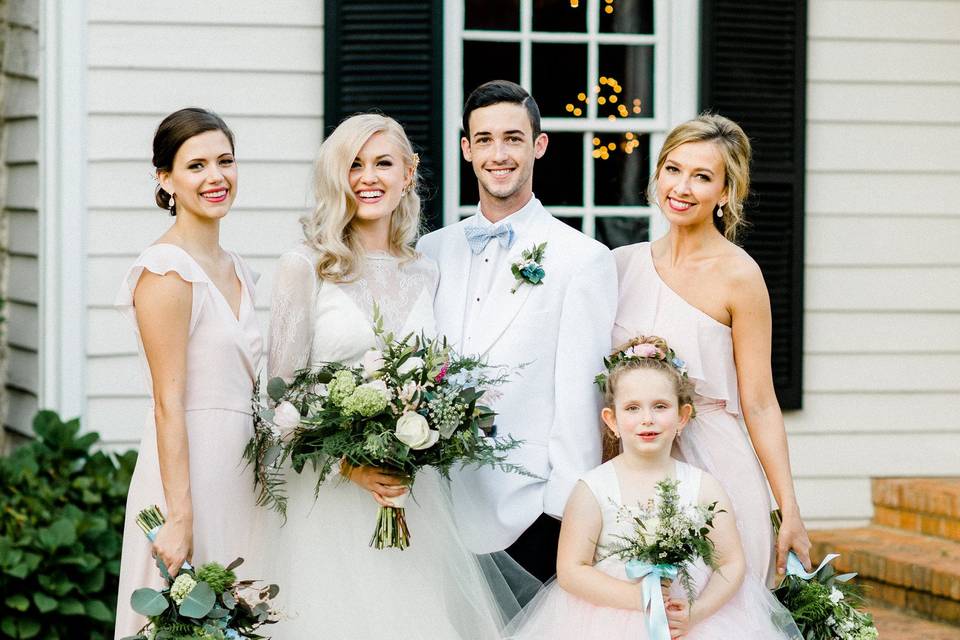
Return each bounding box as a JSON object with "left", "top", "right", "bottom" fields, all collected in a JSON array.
[
  {"left": 611, "top": 114, "right": 812, "bottom": 587},
  {"left": 114, "top": 109, "right": 264, "bottom": 639}
]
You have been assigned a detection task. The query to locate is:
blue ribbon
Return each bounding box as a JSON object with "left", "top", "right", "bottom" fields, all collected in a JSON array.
[
  {"left": 785, "top": 551, "right": 837, "bottom": 580},
  {"left": 625, "top": 561, "right": 678, "bottom": 640}
]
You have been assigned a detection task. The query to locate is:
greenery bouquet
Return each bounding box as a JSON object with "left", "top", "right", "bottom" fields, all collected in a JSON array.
[
  {"left": 770, "top": 511, "right": 878, "bottom": 640},
  {"left": 122, "top": 507, "right": 279, "bottom": 640},
  {"left": 244, "top": 310, "right": 528, "bottom": 549},
  {"left": 604, "top": 478, "right": 721, "bottom": 640}
]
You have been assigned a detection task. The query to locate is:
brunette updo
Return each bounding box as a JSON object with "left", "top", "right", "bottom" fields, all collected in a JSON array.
[{"left": 152, "top": 108, "right": 235, "bottom": 216}]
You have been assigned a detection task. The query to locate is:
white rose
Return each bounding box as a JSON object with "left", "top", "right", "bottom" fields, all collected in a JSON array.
[
  {"left": 362, "top": 349, "right": 385, "bottom": 378},
  {"left": 272, "top": 401, "right": 301, "bottom": 437},
  {"left": 640, "top": 516, "right": 661, "bottom": 545},
  {"left": 397, "top": 356, "right": 424, "bottom": 376},
  {"left": 829, "top": 586, "right": 844, "bottom": 604},
  {"left": 395, "top": 411, "right": 440, "bottom": 449}
]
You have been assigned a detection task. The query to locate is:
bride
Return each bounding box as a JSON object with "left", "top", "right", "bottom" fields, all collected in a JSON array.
[{"left": 266, "top": 113, "right": 519, "bottom": 638}]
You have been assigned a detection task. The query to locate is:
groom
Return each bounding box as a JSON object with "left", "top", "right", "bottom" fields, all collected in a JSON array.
[{"left": 418, "top": 80, "right": 617, "bottom": 581}]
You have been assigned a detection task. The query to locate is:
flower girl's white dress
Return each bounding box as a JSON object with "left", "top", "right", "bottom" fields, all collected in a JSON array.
[
  {"left": 265, "top": 244, "right": 519, "bottom": 639},
  {"left": 505, "top": 459, "right": 801, "bottom": 639}
]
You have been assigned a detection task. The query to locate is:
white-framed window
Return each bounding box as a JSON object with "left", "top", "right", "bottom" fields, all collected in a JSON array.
[{"left": 443, "top": 0, "right": 699, "bottom": 245}]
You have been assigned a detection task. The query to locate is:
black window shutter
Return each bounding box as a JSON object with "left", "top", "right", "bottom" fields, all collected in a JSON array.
[
  {"left": 700, "top": 1, "right": 806, "bottom": 409},
  {"left": 324, "top": 1, "right": 444, "bottom": 230}
]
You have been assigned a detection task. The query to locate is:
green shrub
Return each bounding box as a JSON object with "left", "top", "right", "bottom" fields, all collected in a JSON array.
[{"left": 0, "top": 410, "right": 137, "bottom": 639}]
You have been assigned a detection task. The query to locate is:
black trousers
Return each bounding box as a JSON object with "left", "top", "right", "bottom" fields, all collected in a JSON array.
[{"left": 505, "top": 513, "right": 562, "bottom": 583}]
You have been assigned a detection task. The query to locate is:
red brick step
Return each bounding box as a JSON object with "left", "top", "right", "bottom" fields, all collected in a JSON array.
[
  {"left": 810, "top": 526, "right": 960, "bottom": 625},
  {"left": 872, "top": 478, "right": 960, "bottom": 543}
]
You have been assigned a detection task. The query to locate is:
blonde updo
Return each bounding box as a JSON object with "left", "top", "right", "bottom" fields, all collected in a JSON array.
[
  {"left": 301, "top": 113, "right": 421, "bottom": 282},
  {"left": 647, "top": 113, "right": 752, "bottom": 243}
]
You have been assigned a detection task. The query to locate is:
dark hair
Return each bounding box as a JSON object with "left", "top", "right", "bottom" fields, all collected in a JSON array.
[
  {"left": 152, "top": 107, "right": 235, "bottom": 215},
  {"left": 462, "top": 80, "right": 542, "bottom": 139}
]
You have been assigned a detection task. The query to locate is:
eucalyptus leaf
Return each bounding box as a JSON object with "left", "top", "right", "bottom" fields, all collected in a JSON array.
[
  {"left": 207, "top": 606, "right": 230, "bottom": 619},
  {"left": 266, "top": 377, "right": 288, "bottom": 402},
  {"left": 221, "top": 590, "right": 237, "bottom": 609},
  {"left": 179, "top": 581, "right": 216, "bottom": 618},
  {"left": 130, "top": 588, "right": 169, "bottom": 616}
]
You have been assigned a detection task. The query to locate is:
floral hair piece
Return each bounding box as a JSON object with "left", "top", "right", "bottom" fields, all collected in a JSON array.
[{"left": 594, "top": 339, "right": 690, "bottom": 394}]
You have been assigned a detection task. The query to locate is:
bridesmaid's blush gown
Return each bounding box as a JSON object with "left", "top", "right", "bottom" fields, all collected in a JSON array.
[
  {"left": 113, "top": 244, "right": 265, "bottom": 639},
  {"left": 612, "top": 243, "right": 776, "bottom": 581}
]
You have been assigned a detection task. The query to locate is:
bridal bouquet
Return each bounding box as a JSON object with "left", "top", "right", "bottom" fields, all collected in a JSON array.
[
  {"left": 770, "top": 512, "right": 878, "bottom": 640},
  {"left": 245, "top": 311, "right": 527, "bottom": 550},
  {"left": 603, "top": 479, "right": 721, "bottom": 640},
  {"left": 122, "top": 507, "right": 279, "bottom": 640}
]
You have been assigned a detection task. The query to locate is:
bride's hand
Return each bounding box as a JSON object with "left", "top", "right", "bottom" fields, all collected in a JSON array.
[
  {"left": 776, "top": 508, "right": 812, "bottom": 576},
  {"left": 340, "top": 461, "right": 408, "bottom": 506},
  {"left": 665, "top": 597, "right": 692, "bottom": 638}
]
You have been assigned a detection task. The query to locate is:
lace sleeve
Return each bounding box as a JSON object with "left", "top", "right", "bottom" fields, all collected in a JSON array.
[{"left": 268, "top": 249, "right": 318, "bottom": 381}]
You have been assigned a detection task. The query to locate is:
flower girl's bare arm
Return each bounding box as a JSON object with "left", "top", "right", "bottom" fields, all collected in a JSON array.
[
  {"left": 667, "top": 473, "right": 745, "bottom": 633},
  {"left": 556, "top": 482, "right": 647, "bottom": 610}
]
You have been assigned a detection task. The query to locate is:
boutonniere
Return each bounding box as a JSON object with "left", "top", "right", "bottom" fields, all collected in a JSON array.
[{"left": 510, "top": 242, "right": 547, "bottom": 294}]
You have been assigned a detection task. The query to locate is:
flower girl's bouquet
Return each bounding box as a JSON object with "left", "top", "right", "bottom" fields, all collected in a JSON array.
[
  {"left": 244, "top": 312, "right": 528, "bottom": 550},
  {"left": 770, "top": 511, "right": 878, "bottom": 640},
  {"left": 122, "top": 506, "right": 280, "bottom": 640},
  {"left": 604, "top": 479, "right": 721, "bottom": 639}
]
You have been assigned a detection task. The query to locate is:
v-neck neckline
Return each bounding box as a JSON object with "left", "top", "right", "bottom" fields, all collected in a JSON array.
[{"left": 155, "top": 243, "right": 246, "bottom": 322}]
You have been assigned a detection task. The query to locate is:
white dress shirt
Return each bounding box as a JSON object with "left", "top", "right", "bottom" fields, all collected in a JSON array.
[{"left": 461, "top": 195, "right": 539, "bottom": 350}]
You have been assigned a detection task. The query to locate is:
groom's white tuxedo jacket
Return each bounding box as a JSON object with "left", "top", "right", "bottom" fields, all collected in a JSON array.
[{"left": 417, "top": 197, "right": 617, "bottom": 553}]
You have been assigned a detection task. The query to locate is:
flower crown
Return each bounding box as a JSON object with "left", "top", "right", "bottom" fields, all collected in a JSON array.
[{"left": 594, "top": 340, "right": 690, "bottom": 394}]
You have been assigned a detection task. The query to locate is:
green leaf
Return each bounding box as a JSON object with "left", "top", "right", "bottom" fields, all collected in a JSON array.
[
  {"left": 32, "top": 593, "right": 57, "bottom": 614},
  {"left": 178, "top": 581, "right": 216, "bottom": 618},
  {"left": 57, "top": 598, "right": 85, "bottom": 615},
  {"left": 130, "top": 588, "right": 169, "bottom": 616},
  {"left": 0, "top": 619, "right": 16, "bottom": 638},
  {"left": 5, "top": 594, "right": 30, "bottom": 611},
  {"left": 84, "top": 599, "right": 114, "bottom": 622},
  {"left": 221, "top": 590, "right": 236, "bottom": 609},
  {"left": 16, "top": 618, "right": 41, "bottom": 639},
  {"left": 38, "top": 518, "right": 77, "bottom": 550},
  {"left": 266, "top": 377, "right": 287, "bottom": 402}
]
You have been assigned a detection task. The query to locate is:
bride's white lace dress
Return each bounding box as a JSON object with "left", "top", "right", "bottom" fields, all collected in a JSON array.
[{"left": 266, "top": 243, "right": 516, "bottom": 639}]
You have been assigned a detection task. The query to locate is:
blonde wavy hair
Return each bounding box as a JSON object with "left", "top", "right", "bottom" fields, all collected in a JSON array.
[
  {"left": 647, "top": 113, "right": 752, "bottom": 243},
  {"left": 301, "top": 113, "right": 422, "bottom": 281}
]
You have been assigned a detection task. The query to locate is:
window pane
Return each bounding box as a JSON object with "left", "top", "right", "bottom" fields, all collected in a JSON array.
[
  {"left": 593, "top": 132, "right": 650, "bottom": 206},
  {"left": 463, "top": 40, "right": 521, "bottom": 110},
  {"left": 537, "top": 132, "right": 583, "bottom": 206},
  {"left": 597, "top": 45, "right": 654, "bottom": 119},
  {"left": 557, "top": 216, "right": 583, "bottom": 232},
  {"left": 599, "top": 0, "right": 654, "bottom": 34},
  {"left": 532, "top": 43, "right": 588, "bottom": 118},
  {"left": 465, "top": 0, "right": 520, "bottom": 30},
  {"left": 596, "top": 216, "right": 649, "bottom": 249},
  {"left": 460, "top": 157, "right": 480, "bottom": 206},
  {"left": 532, "top": 0, "right": 586, "bottom": 33}
]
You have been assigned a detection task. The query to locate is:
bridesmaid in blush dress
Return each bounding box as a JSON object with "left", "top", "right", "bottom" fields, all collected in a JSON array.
[
  {"left": 611, "top": 114, "right": 812, "bottom": 587},
  {"left": 114, "top": 109, "right": 264, "bottom": 639}
]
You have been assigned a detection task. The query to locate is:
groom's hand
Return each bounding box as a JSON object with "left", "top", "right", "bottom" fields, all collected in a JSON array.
[{"left": 341, "top": 461, "right": 408, "bottom": 506}]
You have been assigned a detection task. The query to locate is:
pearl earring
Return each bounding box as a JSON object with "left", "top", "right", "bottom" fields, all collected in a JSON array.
[
  {"left": 169, "top": 194, "right": 176, "bottom": 212},
  {"left": 716, "top": 203, "right": 724, "bottom": 218}
]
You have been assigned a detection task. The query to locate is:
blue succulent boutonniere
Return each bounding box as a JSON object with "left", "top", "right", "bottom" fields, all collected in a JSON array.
[{"left": 510, "top": 242, "right": 547, "bottom": 294}]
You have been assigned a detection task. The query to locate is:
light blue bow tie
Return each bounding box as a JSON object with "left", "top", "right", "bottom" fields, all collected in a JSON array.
[{"left": 463, "top": 222, "right": 515, "bottom": 255}]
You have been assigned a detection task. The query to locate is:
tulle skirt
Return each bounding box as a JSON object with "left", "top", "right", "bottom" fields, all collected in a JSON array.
[
  {"left": 263, "top": 466, "right": 524, "bottom": 639},
  {"left": 504, "top": 560, "right": 801, "bottom": 640}
]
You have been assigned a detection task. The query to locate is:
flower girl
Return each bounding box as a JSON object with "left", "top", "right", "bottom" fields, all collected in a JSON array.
[{"left": 505, "top": 336, "right": 801, "bottom": 639}]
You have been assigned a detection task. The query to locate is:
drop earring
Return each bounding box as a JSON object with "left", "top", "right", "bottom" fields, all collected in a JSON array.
[
  {"left": 716, "top": 203, "right": 724, "bottom": 218},
  {"left": 169, "top": 194, "right": 176, "bottom": 212}
]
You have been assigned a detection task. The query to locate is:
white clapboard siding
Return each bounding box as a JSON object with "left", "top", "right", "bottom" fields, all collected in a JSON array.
[
  {"left": 785, "top": 392, "right": 960, "bottom": 434},
  {"left": 3, "top": 0, "right": 41, "bottom": 434},
  {"left": 796, "top": 0, "right": 960, "bottom": 525},
  {"left": 84, "top": 3, "right": 324, "bottom": 445}
]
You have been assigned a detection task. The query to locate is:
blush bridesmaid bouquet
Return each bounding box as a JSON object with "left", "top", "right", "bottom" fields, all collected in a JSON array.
[
  {"left": 245, "top": 309, "right": 529, "bottom": 550},
  {"left": 603, "top": 479, "right": 721, "bottom": 639},
  {"left": 122, "top": 506, "right": 280, "bottom": 640}
]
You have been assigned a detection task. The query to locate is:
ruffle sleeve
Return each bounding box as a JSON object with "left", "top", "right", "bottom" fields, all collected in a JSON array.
[{"left": 114, "top": 243, "right": 210, "bottom": 335}]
